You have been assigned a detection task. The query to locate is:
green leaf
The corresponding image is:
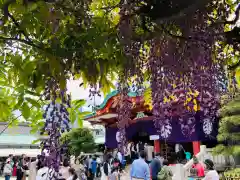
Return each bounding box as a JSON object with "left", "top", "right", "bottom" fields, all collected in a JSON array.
[
  {"left": 78, "top": 111, "right": 92, "bottom": 117},
  {"left": 31, "top": 139, "right": 40, "bottom": 144},
  {"left": 21, "top": 102, "right": 30, "bottom": 120},
  {"left": 26, "top": 97, "right": 41, "bottom": 108},
  {"left": 78, "top": 119, "right": 83, "bottom": 128},
  {"left": 28, "top": 2, "right": 38, "bottom": 11},
  {"left": 14, "top": 96, "right": 24, "bottom": 109},
  {"left": 69, "top": 109, "right": 77, "bottom": 123},
  {"left": 72, "top": 99, "right": 86, "bottom": 109},
  {"left": 25, "top": 90, "right": 41, "bottom": 96},
  {"left": 16, "top": 0, "right": 23, "bottom": 4}
]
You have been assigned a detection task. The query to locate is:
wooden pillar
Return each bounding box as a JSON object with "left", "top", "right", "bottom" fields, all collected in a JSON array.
[
  {"left": 154, "top": 140, "right": 160, "bottom": 153},
  {"left": 192, "top": 141, "right": 200, "bottom": 155}
]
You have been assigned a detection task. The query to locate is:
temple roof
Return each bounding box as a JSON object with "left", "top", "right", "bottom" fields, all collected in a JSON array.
[
  {"left": 84, "top": 90, "right": 138, "bottom": 118},
  {"left": 84, "top": 90, "right": 150, "bottom": 125}
]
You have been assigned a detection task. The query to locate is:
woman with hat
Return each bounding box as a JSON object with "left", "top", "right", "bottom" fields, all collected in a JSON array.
[{"left": 203, "top": 159, "right": 219, "bottom": 180}]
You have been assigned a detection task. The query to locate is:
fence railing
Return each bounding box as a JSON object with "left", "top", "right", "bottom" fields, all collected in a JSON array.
[{"left": 205, "top": 148, "right": 235, "bottom": 170}]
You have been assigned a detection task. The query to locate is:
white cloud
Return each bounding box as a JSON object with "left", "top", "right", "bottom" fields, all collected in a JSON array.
[
  {"left": 67, "top": 79, "right": 104, "bottom": 111},
  {"left": 67, "top": 79, "right": 105, "bottom": 128}
]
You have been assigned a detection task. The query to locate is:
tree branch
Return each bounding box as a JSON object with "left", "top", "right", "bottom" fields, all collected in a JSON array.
[
  {"left": 159, "top": 25, "right": 209, "bottom": 44},
  {"left": 0, "top": 36, "right": 44, "bottom": 50},
  {"left": 154, "top": 0, "right": 211, "bottom": 24},
  {"left": 7, "top": 12, "right": 32, "bottom": 42}
]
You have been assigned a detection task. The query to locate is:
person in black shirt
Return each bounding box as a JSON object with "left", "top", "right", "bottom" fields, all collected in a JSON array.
[
  {"left": 138, "top": 141, "right": 145, "bottom": 151},
  {"left": 16, "top": 157, "right": 23, "bottom": 180},
  {"left": 102, "top": 157, "right": 110, "bottom": 179}
]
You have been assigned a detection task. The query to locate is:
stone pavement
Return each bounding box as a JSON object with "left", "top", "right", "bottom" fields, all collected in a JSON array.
[
  {"left": 119, "top": 165, "right": 130, "bottom": 180},
  {"left": 119, "top": 171, "right": 130, "bottom": 180}
]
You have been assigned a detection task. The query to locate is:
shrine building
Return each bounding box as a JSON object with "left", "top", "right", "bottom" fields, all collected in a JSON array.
[{"left": 84, "top": 90, "right": 219, "bottom": 156}]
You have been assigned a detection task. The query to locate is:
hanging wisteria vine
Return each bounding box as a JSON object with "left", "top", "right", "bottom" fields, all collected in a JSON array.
[
  {"left": 116, "top": 80, "right": 132, "bottom": 153},
  {"left": 40, "top": 78, "right": 71, "bottom": 179},
  {"left": 147, "top": 5, "right": 228, "bottom": 138},
  {"left": 116, "top": 0, "right": 232, "bottom": 144}
]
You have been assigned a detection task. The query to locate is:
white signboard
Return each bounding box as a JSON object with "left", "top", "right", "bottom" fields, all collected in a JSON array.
[{"left": 150, "top": 135, "right": 159, "bottom": 140}]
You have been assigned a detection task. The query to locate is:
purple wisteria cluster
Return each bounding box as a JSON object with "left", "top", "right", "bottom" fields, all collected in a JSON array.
[
  {"left": 116, "top": 83, "right": 132, "bottom": 153},
  {"left": 116, "top": 1, "right": 230, "bottom": 141},
  {"left": 148, "top": 7, "right": 227, "bottom": 137},
  {"left": 40, "top": 78, "right": 71, "bottom": 179}
]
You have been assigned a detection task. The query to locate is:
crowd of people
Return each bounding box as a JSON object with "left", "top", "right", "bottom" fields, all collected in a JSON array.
[
  {"left": 0, "top": 152, "right": 124, "bottom": 180},
  {"left": 0, "top": 154, "right": 34, "bottom": 180},
  {"left": 0, "top": 142, "right": 220, "bottom": 180},
  {"left": 130, "top": 150, "right": 220, "bottom": 180},
  {"left": 0, "top": 154, "right": 87, "bottom": 180}
]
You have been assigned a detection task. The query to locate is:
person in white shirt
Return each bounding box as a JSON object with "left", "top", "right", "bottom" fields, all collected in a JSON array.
[
  {"left": 117, "top": 150, "right": 123, "bottom": 172},
  {"left": 36, "top": 161, "right": 55, "bottom": 180},
  {"left": 144, "top": 143, "right": 154, "bottom": 163},
  {"left": 59, "top": 159, "right": 70, "bottom": 180},
  {"left": 175, "top": 143, "right": 184, "bottom": 162},
  {"left": 124, "top": 142, "right": 131, "bottom": 164},
  {"left": 28, "top": 157, "right": 37, "bottom": 180},
  {"left": 117, "top": 151, "right": 123, "bottom": 163},
  {"left": 113, "top": 149, "right": 118, "bottom": 159},
  {"left": 3, "top": 159, "right": 13, "bottom": 180},
  {"left": 203, "top": 159, "right": 219, "bottom": 180}
]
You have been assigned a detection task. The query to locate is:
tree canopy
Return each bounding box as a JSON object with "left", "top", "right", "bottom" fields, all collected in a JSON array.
[
  {"left": 4, "top": 0, "right": 240, "bottom": 173},
  {"left": 0, "top": 0, "right": 239, "bottom": 129},
  {"left": 61, "top": 128, "right": 96, "bottom": 156}
]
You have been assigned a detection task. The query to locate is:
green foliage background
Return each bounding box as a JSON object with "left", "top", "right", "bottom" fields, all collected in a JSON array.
[
  {"left": 214, "top": 94, "right": 240, "bottom": 155},
  {"left": 61, "top": 128, "right": 97, "bottom": 156}
]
